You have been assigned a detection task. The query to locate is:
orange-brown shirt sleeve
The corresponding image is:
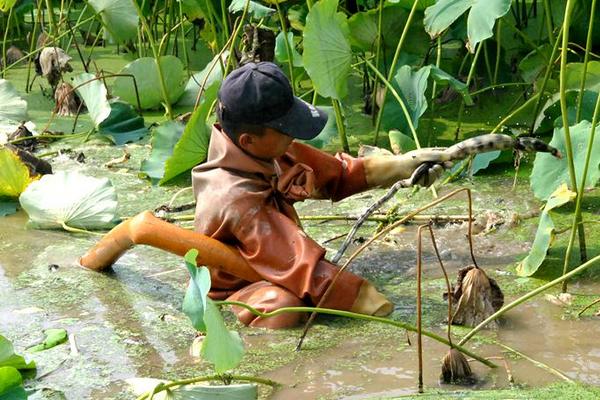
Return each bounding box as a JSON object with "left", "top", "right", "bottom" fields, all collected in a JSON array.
[{"left": 279, "top": 142, "right": 368, "bottom": 201}]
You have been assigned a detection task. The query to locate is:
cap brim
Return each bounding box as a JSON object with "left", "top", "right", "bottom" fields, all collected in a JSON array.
[{"left": 263, "top": 97, "right": 328, "bottom": 140}]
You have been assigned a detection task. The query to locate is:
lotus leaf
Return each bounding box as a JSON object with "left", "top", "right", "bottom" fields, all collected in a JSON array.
[
  {"left": 0, "top": 335, "right": 36, "bottom": 371},
  {"left": 27, "top": 329, "right": 68, "bottom": 352},
  {"left": 0, "top": 79, "right": 27, "bottom": 122},
  {"left": 303, "top": 0, "right": 352, "bottom": 100},
  {"left": 516, "top": 184, "right": 576, "bottom": 276},
  {"left": 19, "top": 171, "right": 119, "bottom": 230},
  {"left": 534, "top": 91, "right": 599, "bottom": 134},
  {"left": 0, "top": 366, "right": 25, "bottom": 400},
  {"left": 98, "top": 101, "right": 148, "bottom": 145},
  {"left": 229, "top": 0, "right": 274, "bottom": 17},
  {"left": 303, "top": 106, "right": 338, "bottom": 149},
  {"left": 275, "top": 32, "right": 303, "bottom": 68},
  {"left": 389, "top": 130, "right": 416, "bottom": 154},
  {"left": 161, "top": 82, "right": 219, "bottom": 184},
  {"left": 182, "top": 249, "right": 211, "bottom": 332},
  {"left": 113, "top": 56, "right": 186, "bottom": 110},
  {"left": 424, "top": 0, "right": 511, "bottom": 52},
  {"left": 177, "top": 52, "right": 228, "bottom": 107},
  {"left": 127, "top": 378, "right": 257, "bottom": 400},
  {"left": 530, "top": 121, "right": 600, "bottom": 201},
  {"left": 88, "top": 0, "right": 139, "bottom": 43},
  {"left": 382, "top": 65, "right": 471, "bottom": 133},
  {"left": 0, "top": 148, "right": 36, "bottom": 198},
  {"left": 565, "top": 61, "right": 600, "bottom": 92},
  {"left": 201, "top": 299, "right": 245, "bottom": 373},
  {"left": 140, "top": 121, "right": 186, "bottom": 183},
  {"left": 72, "top": 73, "right": 111, "bottom": 127}
]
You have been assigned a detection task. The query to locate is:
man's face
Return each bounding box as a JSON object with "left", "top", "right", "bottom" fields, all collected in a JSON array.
[{"left": 239, "top": 127, "right": 294, "bottom": 160}]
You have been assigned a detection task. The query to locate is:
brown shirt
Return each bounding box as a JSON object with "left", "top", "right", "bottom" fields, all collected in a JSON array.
[{"left": 192, "top": 125, "right": 369, "bottom": 310}]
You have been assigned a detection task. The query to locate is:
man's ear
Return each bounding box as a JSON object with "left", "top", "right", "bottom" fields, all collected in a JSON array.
[{"left": 238, "top": 133, "right": 253, "bottom": 149}]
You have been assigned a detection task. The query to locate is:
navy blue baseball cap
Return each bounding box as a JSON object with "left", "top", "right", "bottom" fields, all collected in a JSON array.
[{"left": 217, "top": 62, "right": 328, "bottom": 140}]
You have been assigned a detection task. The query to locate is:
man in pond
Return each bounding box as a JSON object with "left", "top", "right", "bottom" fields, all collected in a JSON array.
[{"left": 192, "top": 62, "right": 452, "bottom": 328}]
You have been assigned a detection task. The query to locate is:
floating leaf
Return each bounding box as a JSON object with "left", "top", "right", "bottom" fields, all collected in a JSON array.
[
  {"left": 202, "top": 299, "right": 245, "bottom": 373},
  {"left": 0, "top": 148, "right": 36, "bottom": 198},
  {"left": 140, "top": 121, "right": 186, "bottom": 183},
  {"left": 177, "top": 52, "right": 228, "bottom": 107},
  {"left": 303, "top": 0, "right": 352, "bottom": 100},
  {"left": 424, "top": 0, "right": 511, "bottom": 52},
  {"left": 0, "top": 335, "right": 35, "bottom": 371},
  {"left": 516, "top": 184, "right": 576, "bottom": 276},
  {"left": 229, "top": 0, "right": 274, "bottom": 17},
  {"left": 27, "top": 329, "right": 68, "bottom": 353},
  {"left": 530, "top": 121, "right": 600, "bottom": 201},
  {"left": 0, "top": 79, "right": 27, "bottom": 122},
  {"left": 98, "top": 101, "right": 148, "bottom": 145},
  {"left": 389, "top": 130, "right": 416, "bottom": 154},
  {"left": 275, "top": 32, "right": 303, "bottom": 68},
  {"left": 182, "top": 249, "right": 211, "bottom": 332},
  {"left": 88, "top": 0, "right": 139, "bottom": 43},
  {"left": 161, "top": 83, "right": 219, "bottom": 184},
  {"left": 0, "top": 366, "right": 26, "bottom": 400},
  {"left": 19, "top": 171, "right": 119, "bottom": 230},
  {"left": 113, "top": 56, "right": 186, "bottom": 110},
  {"left": 126, "top": 377, "right": 257, "bottom": 400},
  {"left": 73, "top": 73, "right": 111, "bottom": 126}
]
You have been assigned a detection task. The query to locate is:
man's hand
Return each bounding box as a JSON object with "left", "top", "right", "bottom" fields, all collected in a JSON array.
[{"left": 363, "top": 148, "right": 452, "bottom": 188}]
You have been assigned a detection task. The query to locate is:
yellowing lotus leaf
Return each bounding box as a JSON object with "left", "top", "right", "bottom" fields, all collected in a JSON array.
[{"left": 0, "top": 148, "right": 36, "bottom": 198}]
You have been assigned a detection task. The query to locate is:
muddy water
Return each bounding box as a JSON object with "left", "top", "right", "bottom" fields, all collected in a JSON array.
[{"left": 1, "top": 149, "right": 599, "bottom": 399}]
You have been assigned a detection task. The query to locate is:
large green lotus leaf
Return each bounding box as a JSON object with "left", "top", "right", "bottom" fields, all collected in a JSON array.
[
  {"left": 88, "top": 0, "right": 139, "bottom": 43},
  {"left": 534, "top": 91, "right": 598, "bottom": 134},
  {"left": 177, "top": 52, "right": 227, "bottom": 107},
  {"left": 73, "top": 73, "right": 111, "bottom": 127},
  {"left": 470, "top": 150, "right": 501, "bottom": 176},
  {"left": 424, "top": 0, "right": 511, "bottom": 52},
  {"left": 98, "top": 101, "right": 148, "bottom": 145},
  {"left": 0, "top": 0, "right": 17, "bottom": 12},
  {"left": 530, "top": 121, "right": 600, "bottom": 201},
  {"left": 0, "top": 79, "right": 27, "bottom": 122},
  {"left": 275, "top": 32, "right": 303, "bottom": 68},
  {"left": 0, "top": 335, "right": 35, "bottom": 371},
  {"left": 229, "top": 0, "right": 274, "bottom": 17},
  {"left": 140, "top": 121, "right": 186, "bottom": 183},
  {"left": 19, "top": 171, "right": 119, "bottom": 230},
  {"left": 0, "top": 148, "right": 36, "bottom": 198},
  {"left": 303, "top": 0, "right": 352, "bottom": 100},
  {"left": 160, "top": 83, "right": 219, "bottom": 185},
  {"left": 516, "top": 184, "right": 576, "bottom": 277},
  {"left": 382, "top": 64, "right": 472, "bottom": 133},
  {"left": 385, "top": 0, "right": 436, "bottom": 10},
  {"left": 0, "top": 366, "right": 25, "bottom": 400},
  {"left": 202, "top": 298, "right": 245, "bottom": 373},
  {"left": 27, "top": 329, "right": 68, "bottom": 353},
  {"left": 113, "top": 56, "right": 186, "bottom": 110},
  {"left": 565, "top": 61, "right": 600, "bottom": 92},
  {"left": 182, "top": 249, "right": 211, "bottom": 332}
]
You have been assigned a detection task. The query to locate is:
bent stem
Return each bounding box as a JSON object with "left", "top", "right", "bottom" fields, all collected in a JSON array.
[
  {"left": 458, "top": 254, "right": 600, "bottom": 346},
  {"left": 454, "top": 43, "right": 482, "bottom": 141},
  {"left": 496, "top": 342, "right": 574, "bottom": 382},
  {"left": 136, "top": 375, "right": 278, "bottom": 400},
  {"left": 219, "top": 300, "right": 496, "bottom": 368}
]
